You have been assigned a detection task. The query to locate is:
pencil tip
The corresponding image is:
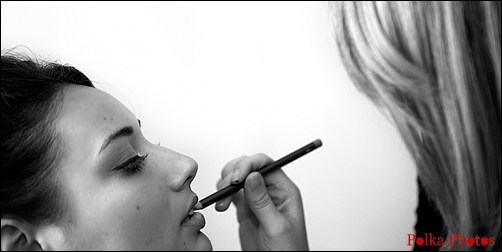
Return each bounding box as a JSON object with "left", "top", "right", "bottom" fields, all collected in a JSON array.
[{"left": 194, "top": 202, "right": 203, "bottom": 210}]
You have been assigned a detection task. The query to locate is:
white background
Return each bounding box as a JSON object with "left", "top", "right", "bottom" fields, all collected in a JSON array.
[{"left": 1, "top": 2, "right": 417, "bottom": 250}]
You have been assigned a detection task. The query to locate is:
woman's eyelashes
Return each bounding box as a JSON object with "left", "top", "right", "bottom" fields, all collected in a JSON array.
[{"left": 112, "top": 152, "right": 149, "bottom": 174}]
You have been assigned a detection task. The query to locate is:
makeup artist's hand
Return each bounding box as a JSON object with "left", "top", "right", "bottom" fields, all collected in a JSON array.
[{"left": 215, "top": 154, "right": 309, "bottom": 251}]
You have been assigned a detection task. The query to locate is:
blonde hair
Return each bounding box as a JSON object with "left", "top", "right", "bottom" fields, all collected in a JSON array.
[{"left": 330, "top": 1, "right": 500, "bottom": 250}]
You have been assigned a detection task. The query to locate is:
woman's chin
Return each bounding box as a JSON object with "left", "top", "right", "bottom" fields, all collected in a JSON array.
[{"left": 192, "top": 232, "right": 212, "bottom": 251}]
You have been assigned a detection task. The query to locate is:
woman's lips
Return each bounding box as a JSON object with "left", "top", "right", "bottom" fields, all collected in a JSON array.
[
  {"left": 181, "top": 195, "right": 205, "bottom": 228},
  {"left": 181, "top": 212, "right": 205, "bottom": 228}
]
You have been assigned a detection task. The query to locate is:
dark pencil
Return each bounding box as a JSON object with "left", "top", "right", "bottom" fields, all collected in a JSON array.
[{"left": 196, "top": 139, "right": 323, "bottom": 210}]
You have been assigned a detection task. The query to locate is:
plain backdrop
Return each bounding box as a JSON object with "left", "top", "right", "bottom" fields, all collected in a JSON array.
[{"left": 1, "top": 1, "right": 417, "bottom": 250}]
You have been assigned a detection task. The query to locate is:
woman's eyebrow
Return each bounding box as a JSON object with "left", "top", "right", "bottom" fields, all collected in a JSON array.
[{"left": 99, "top": 126, "right": 134, "bottom": 154}]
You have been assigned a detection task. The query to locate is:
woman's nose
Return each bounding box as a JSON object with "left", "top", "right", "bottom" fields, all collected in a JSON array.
[{"left": 168, "top": 152, "right": 198, "bottom": 192}]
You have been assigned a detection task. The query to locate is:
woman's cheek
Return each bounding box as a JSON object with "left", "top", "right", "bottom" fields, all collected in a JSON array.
[{"left": 98, "top": 181, "right": 175, "bottom": 249}]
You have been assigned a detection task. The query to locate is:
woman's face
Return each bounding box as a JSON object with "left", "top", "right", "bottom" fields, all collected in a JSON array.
[{"left": 53, "top": 85, "right": 211, "bottom": 250}]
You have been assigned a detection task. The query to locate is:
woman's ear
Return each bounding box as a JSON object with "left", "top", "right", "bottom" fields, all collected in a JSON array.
[
  {"left": 1, "top": 218, "right": 43, "bottom": 251},
  {"left": 1, "top": 218, "right": 65, "bottom": 251}
]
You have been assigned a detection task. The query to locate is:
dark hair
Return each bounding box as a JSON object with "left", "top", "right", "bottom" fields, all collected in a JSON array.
[{"left": 1, "top": 50, "right": 94, "bottom": 225}]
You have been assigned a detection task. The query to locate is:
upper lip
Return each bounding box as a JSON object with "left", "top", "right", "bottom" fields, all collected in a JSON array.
[{"left": 187, "top": 195, "right": 198, "bottom": 216}]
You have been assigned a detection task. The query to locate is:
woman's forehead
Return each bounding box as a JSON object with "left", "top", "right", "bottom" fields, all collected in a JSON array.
[
  {"left": 60, "top": 85, "right": 134, "bottom": 123},
  {"left": 56, "top": 85, "right": 136, "bottom": 154}
]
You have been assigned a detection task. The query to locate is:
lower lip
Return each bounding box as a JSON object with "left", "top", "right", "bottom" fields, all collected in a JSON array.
[{"left": 181, "top": 212, "right": 205, "bottom": 228}]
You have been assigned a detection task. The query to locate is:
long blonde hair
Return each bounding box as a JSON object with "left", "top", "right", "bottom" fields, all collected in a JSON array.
[{"left": 330, "top": 1, "right": 500, "bottom": 250}]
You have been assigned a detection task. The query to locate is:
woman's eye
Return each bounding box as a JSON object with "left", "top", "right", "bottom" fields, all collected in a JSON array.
[{"left": 112, "top": 152, "right": 148, "bottom": 174}]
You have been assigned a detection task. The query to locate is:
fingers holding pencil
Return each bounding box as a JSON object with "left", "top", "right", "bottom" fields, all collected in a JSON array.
[
  {"left": 210, "top": 149, "right": 312, "bottom": 251},
  {"left": 215, "top": 153, "right": 275, "bottom": 212},
  {"left": 197, "top": 139, "right": 323, "bottom": 211},
  {"left": 196, "top": 140, "right": 320, "bottom": 251}
]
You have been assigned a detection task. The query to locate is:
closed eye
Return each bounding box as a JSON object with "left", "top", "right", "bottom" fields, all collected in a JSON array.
[{"left": 112, "top": 153, "right": 148, "bottom": 174}]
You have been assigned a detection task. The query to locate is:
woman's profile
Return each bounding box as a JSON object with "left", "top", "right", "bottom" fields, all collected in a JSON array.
[{"left": 0, "top": 51, "right": 308, "bottom": 250}]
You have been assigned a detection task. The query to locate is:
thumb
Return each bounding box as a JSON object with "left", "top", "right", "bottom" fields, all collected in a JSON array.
[{"left": 244, "top": 172, "right": 282, "bottom": 227}]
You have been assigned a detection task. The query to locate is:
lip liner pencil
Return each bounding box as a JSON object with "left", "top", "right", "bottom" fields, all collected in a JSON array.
[{"left": 196, "top": 139, "right": 323, "bottom": 210}]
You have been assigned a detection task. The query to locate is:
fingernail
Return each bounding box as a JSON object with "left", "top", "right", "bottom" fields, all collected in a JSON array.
[
  {"left": 231, "top": 170, "right": 240, "bottom": 184},
  {"left": 216, "top": 201, "right": 224, "bottom": 209},
  {"left": 248, "top": 173, "right": 262, "bottom": 192}
]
